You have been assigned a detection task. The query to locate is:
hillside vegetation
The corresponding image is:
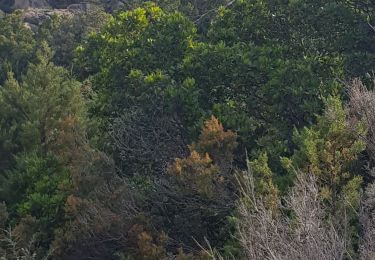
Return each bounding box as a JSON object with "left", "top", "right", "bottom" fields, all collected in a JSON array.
[{"left": 1, "top": 0, "right": 375, "bottom": 259}]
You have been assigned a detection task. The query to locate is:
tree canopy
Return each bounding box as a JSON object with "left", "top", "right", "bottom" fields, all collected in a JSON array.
[{"left": 1, "top": 0, "right": 375, "bottom": 259}]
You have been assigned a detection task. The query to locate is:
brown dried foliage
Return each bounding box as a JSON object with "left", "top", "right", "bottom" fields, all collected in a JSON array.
[{"left": 190, "top": 115, "right": 237, "bottom": 175}]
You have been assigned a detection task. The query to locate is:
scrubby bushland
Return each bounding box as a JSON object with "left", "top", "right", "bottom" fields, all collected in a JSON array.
[{"left": 1, "top": 1, "right": 375, "bottom": 258}]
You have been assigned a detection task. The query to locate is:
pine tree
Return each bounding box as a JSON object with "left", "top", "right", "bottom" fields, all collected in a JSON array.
[
  {"left": 0, "top": 42, "right": 84, "bottom": 165},
  {"left": 0, "top": 42, "right": 86, "bottom": 255},
  {"left": 282, "top": 96, "right": 365, "bottom": 206}
]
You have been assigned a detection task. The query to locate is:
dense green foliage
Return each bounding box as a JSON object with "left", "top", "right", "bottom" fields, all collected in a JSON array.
[
  {"left": 1, "top": 0, "right": 375, "bottom": 259},
  {"left": 0, "top": 12, "right": 36, "bottom": 83}
]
